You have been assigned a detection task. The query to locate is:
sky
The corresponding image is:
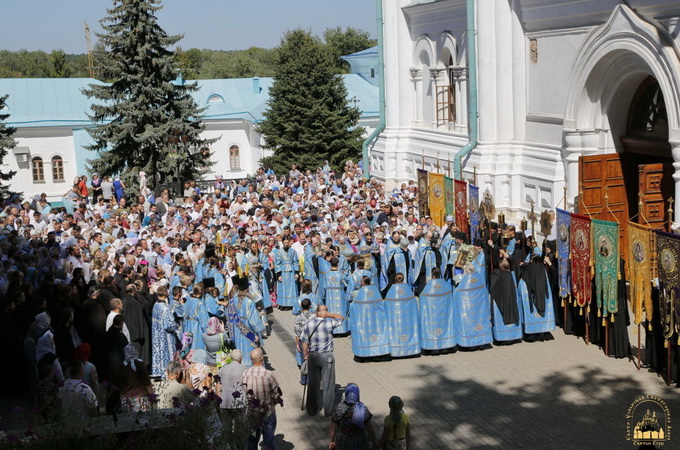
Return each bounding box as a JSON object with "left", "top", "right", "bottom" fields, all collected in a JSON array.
[{"left": 2, "top": 0, "right": 377, "bottom": 53}]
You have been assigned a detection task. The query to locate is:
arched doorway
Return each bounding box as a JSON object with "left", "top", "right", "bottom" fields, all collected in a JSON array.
[{"left": 578, "top": 76, "right": 674, "bottom": 261}]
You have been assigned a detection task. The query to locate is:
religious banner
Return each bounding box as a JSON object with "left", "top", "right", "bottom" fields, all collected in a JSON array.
[
  {"left": 454, "top": 179, "right": 468, "bottom": 234},
  {"left": 555, "top": 208, "right": 571, "bottom": 299},
  {"left": 655, "top": 230, "right": 679, "bottom": 340},
  {"left": 592, "top": 219, "right": 619, "bottom": 317},
  {"left": 428, "top": 172, "right": 446, "bottom": 227},
  {"left": 444, "top": 176, "right": 454, "bottom": 220},
  {"left": 417, "top": 168, "right": 429, "bottom": 218},
  {"left": 628, "top": 222, "right": 655, "bottom": 326},
  {"left": 570, "top": 213, "right": 592, "bottom": 310},
  {"left": 469, "top": 184, "right": 480, "bottom": 241}
]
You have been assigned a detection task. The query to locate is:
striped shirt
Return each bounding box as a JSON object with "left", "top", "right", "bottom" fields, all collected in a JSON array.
[{"left": 300, "top": 317, "right": 343, "bottom": 353}]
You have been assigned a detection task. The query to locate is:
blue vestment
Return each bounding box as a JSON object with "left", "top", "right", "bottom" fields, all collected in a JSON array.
[
  {"left": 323, "top": 270, "right": 349, "bottom": 334},
  {"left": 183, "top": 296, "right": 209, "bottom": 350},
  {"left": 518, "top": 275, "right": 556, "bottom": 334},
  {"left": 228, "top": 293, "right": 265, "bottom": 366},
  {"left": 303, "top": 246, "right": 319, "bottom": 293},
  {"left": 275, "top": 247, "right": 299, "bottom": 307},
  {"left": 346, "top": 269, "right": 372, "bottom": 302},
  {"left": 384, "top": 283, "right": 421, "bottom": 357},
  {"left": 317, "top": 257, "right": 331, "bottom": 298},
  {"left": 452, "top": 272, "right": 493, "bottom": 347},
  {"left": 293, "top": 291, "right": 320, "bottom": 315},
  {"left": 349, "top": 285, "right": 390, "bottom": 357},
  {"left": 491, "top": 273, "right": 523, "bottom": 342},
  {"left": 151, "top": 301, "right": 179, "bottom": 378},
  {"left": 418, "top": 278, "right": 456, "bottom": 350},
  {"left": 381, "top": 242, "right": 410, "bottom": 290}
]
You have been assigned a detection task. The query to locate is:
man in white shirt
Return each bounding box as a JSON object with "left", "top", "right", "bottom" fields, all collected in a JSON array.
[{"left": 106, "top": 298, "right": 131, "bottom": 343}]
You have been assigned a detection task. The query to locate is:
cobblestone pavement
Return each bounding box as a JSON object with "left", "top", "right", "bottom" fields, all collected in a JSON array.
[{"left": 262, "top": 309, "right": 679, "bottom": 450}]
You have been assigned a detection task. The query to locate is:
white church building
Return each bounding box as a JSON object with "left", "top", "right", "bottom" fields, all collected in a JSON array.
[
  {"left": 0, "top": 72, "right": 379, "bottom": 203},
  {"left": 372, "top": 0, "right": 680, "bottom": 229}
]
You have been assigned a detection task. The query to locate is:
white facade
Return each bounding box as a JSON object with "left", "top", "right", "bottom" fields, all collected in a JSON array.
[{"left": 373, "top": 0, "right": 680, "bottom": 224}]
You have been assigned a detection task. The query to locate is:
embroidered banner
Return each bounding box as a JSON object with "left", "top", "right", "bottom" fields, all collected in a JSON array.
[
  {"left": 592, "top": 219, "right": 619, "bottom": 317},
  {"left": 428, "top": 172, "right": 446, "bottom": 228},
  {"left": 570, "top": 213, "right": 592, "bottom": 309},
  {"left": 417, "top": 168, "right": 429, "bottom": 218},
  {"left": 655, "top": 230, "right": 679, "bottom": 340},
  {"left": 454, "top": 179, "right": 468, "bottom": 234},
  {"left": 444, "top": 176, "right": 454, "bottom": 220},
  {"left": 469, "top": 184, "right": 480, "bottom": 241},
  {"left": 628, "top": 222, "right": 655, "bottom": 326},
  {"left": 556, "top": 208, "right": 571, "bottom": 298}
]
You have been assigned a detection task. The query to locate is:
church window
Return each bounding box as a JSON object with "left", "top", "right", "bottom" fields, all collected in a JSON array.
[
  {"left": 436, "top": 55, "right": 456, "bottom": 125},
  {"left": 229, "top": 145, "right": 241, "bottom": 170},
  {"left": 32, "top": 157, "right": 45, "bottom": 182},
  {"left": 52, "top": 156, "right": 64, "bottom": 181}
]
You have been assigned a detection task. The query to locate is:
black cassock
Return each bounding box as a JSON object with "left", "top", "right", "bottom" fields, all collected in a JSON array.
[
  {"left": 122, "top": 294, "right": 150, "bottom": 365},
  {"left": 606, "top": 259, "right": 631, "bottom": 359}
]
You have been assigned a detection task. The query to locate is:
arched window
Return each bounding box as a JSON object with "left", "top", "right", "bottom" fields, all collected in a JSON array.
[
  {"left": 229, "top": 145, "right": 241, "bottom": 170},
  {"left": 32, "top": 157, "right": 44, "bottom": 182},
  {"left": 52, "top": 156, "right": 64, "bottom": 181}
]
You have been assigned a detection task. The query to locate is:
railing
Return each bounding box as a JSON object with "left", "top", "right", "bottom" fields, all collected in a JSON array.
[{"left": 157, "top": 178, "right": 250, "bottom": 199}]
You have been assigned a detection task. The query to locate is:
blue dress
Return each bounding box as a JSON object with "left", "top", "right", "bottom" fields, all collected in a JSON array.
[
  {"left": 323, "top": 270, "right": 349, "bottom": 334},
  {"left": 384, "top": 283, "right": 421, "bottom": 357},
  {"left": 419, "top": 278, "right": 456, "bottom": 350},
  {"left": 151, "top": 301, "right": 179, "bottom": 377},
  {"left": 452, "top": 272, "right": 493, "bottom": 348},
  {"left": 183, "top": 296, "right": 209, "bottom": 350},
  {"left": 113, "top": 179, "right": 124, "bottom": 202},
  {"left": 275, "top": 247, "right": 300, "bottom": 307},
  {"left": 349, "top": 285, "right": 390, "bottom": 357}
]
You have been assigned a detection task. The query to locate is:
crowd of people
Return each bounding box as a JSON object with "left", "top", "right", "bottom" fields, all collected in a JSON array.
[{"left": 0, "top": 157, "right": 650, "bottom": 448}]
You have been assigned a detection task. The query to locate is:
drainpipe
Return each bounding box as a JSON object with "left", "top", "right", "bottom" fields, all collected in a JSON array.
[
  {"left": 454, "top": 0, "right": 478, "bottom": 180},
  {"left": 362, "top": 0, "right": 386, "bottom": 180}
]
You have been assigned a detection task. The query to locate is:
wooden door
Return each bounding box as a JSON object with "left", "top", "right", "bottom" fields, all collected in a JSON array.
[
  {"left": 639, "top": 163, "right": 673, "bottom": 231},
  {"left": 579, "top": 154, "right": 629, "bottom": 261}
]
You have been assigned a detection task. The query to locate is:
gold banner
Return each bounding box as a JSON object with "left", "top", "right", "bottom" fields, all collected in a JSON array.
[
  {"left": 428, "top": 172, "right": 446, "bottom": 228},
  {"left": 627, "top": 222, "right": 655, "bottom": 325}
]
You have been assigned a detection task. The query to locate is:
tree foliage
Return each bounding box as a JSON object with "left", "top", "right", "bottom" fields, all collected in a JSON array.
[
  {"left": 83, "top": 0, "right": 214, "bottom": 192},
  {"left": 0, "top": 95, "right": 18, "bottom": 199},
  {"left": 324, "top": 26, "right": 377, "bottom": 73},
  {"left": 258, "top": 29, "right": 363, "bottom": 175}
]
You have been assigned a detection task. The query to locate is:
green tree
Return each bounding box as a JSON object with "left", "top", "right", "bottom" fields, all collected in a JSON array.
[
  {"left": 258, "top": 29, "right": 363, "bottom": 174},
  {"left": 0, "top": 95, "right": 17, "bottom": 199},
  {"left": 83, "top": 0, "right": 214, "bottom": 192},
  {"left": 50, "top": 49, "right": 71, "bottom": 77},
  {"left": 323, "top": 27, "right": 376, "bottom": 73}
]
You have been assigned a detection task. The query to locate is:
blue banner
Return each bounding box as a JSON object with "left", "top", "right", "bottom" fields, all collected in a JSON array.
[
  {"left": 469, "top": 184, "right": 479, "bottom": 241},
  {"left": 556, "top": 208, "right": 571, "bottom": 298}
]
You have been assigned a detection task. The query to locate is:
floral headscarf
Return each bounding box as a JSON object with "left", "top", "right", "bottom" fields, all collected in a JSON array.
[
  {"left": 123, "top": 344, "right": 141, "bottom": 371},
  {"left": 207, "top": 317, "right": 224, "bottom": 335},
  {"left": 345, "top": 383, "right": 367, "bottom": 429}
]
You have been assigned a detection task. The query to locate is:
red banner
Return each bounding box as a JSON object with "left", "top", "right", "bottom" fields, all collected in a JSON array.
[
  {"left": 454, "top": 179, "right": 468, "bottom": 234},
  {"left": 570, "top": 213, "right": 592, "bottom": 309}
]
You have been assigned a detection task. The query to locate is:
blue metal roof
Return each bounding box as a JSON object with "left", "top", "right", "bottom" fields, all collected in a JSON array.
[
  {"left": 0, "top": 74, "right": 378, "bottom": 127},
  {"left": 341, "top": 46, "right": 378, "bottom": 60}
]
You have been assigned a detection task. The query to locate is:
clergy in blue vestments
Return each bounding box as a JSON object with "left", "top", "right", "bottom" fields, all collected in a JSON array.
[
  {"left": 203, "top": 257, "right": 226, "bottom": 295},
  {"left": 317, "top": 253, "right": 332, "bottom": 298},
  {"left": 518, "top": 256, "right": 556, "bottom": 339},
  {"left": 381, "top": 232, "right": 411, "bottom": 293},
  {"left": 489, "top": 260, "right": 522, "bottom": 343},
  {"left": 303, "top": 243, "right": 320, "bottom": 293},
  {"left": 275, "top": 236, "right": 300, "bottom": 308},
  {"left": 441, "top": 232, "right": 466, "bottom": 286},
  {"left": 412, "top": 233, "right": 442, "bottom": 296},
  {"left": 322, "top": 257, "right": 349, "bottom": 334},
  {"left": 227, "top": 277, "right": 265, "bottom": 366},
  {"left": 183, "top": 285, "right": 210, "bottom": 350},
  {"left": 349, "top": 279, "right": 390, "bottom": 358},
  {"left": 151, "top": 286, "right": 180, "bottom": 377},
  {"left": 346, "top": 260, "right": 372, "bottom": 303},
  {"left": 418, "top": 267, "right": 457, "bottom": 351},
  {"left": 384, "top": 273, "right": 421, "bottom": 357},
  {"left": 452, "top": 264, "right": 493, "bottom": 348},
  {"left": 293, "top": 279, "right": 320, "bottom": 315}
]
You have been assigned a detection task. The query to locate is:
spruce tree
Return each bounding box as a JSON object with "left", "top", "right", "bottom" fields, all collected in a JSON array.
[
  {"left": 0, "top": 95, "right": 17, "bottom": 199},
  {"left": 84, "top": 0, "right": 214, "bottom": 192},
  {"left": 259, "top": 30, "right": 363, "bottom": 174}
]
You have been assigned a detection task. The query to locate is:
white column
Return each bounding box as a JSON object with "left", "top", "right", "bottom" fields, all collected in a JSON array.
[
  {"left": 410, "top": 67, "right": 423, "bottom": 127},
  {"left": 671, "top": 139, "right": 680, "bottom": 227},
  {"left": 563, "top": 131, "right": 582, "bottom": 209},
  {"left": 453, "top": 67, "right": 468, "bottom": 132},
  {"left": 429, "top": 66, "right": 447, "bottom": 129}
]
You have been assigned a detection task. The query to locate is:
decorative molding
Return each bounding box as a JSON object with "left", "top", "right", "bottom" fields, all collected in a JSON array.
[{"left": 526, "top": 113, "right": 564, "bottom": 125}]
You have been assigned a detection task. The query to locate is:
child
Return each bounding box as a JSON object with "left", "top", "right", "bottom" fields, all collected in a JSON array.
[{"left": 376, "top": 396, "right": 410, "bottom": 450}]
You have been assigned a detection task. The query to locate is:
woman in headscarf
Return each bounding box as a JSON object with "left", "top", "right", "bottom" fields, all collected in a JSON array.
[
  {"left": 35, "top": 315, "right": 65, "bottom": 382},
  {"left": 376, "top": 396, "right": 411, "bottom": 450},
  {"left": 185, "top": 349, "right": 212, "bottom": 391},
  {"left": 116, "top": 344, "right": 153, "bottom": 413},
  {"left": 329, "top": 383, "right": 377, "bottom": 450},
  {"left": 202, "top": 317, "right": 231, "bottom": 372}
]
